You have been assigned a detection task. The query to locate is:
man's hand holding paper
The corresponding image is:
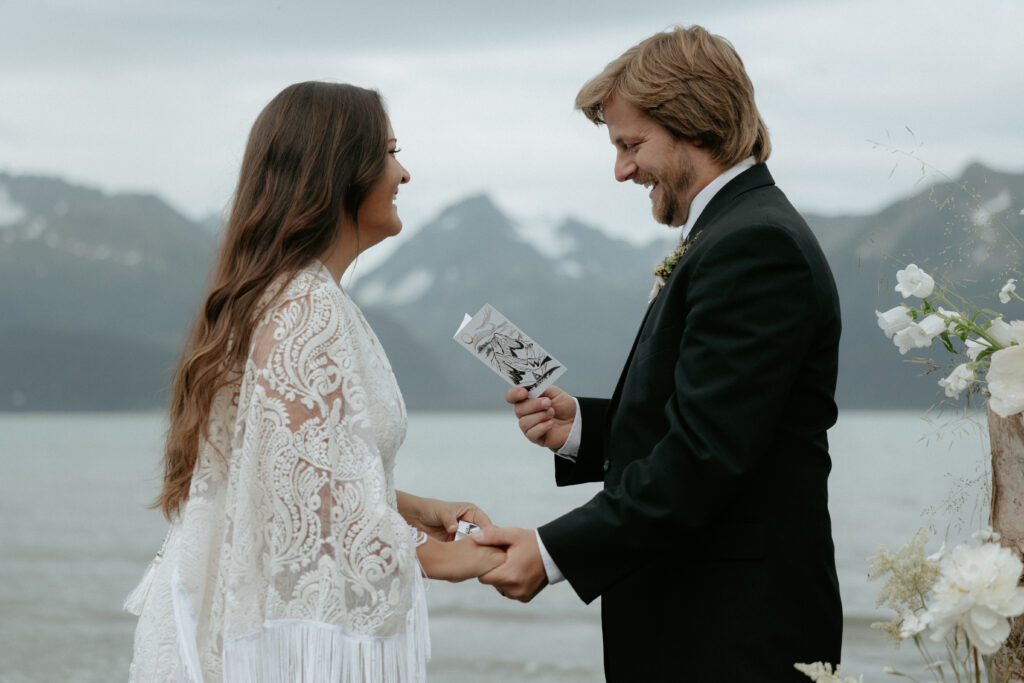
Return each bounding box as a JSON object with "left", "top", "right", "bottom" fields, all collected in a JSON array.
[{"left": 506, "top": 385, "right": 577, "bottom": 451}]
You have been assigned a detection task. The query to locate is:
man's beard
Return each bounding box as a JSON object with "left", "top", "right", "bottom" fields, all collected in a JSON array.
[{"left": 651, "top": 158, "right": 694, "bottom": 226}]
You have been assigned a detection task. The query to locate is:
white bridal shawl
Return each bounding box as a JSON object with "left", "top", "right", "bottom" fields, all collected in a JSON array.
[{"left": 126, "top": 261, "right": 428, "bottom": 683}]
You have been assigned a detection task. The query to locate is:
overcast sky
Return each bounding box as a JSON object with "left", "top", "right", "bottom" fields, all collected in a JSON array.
[{"left": 3, "top": 0, "right": 1022, "bottom": 252}]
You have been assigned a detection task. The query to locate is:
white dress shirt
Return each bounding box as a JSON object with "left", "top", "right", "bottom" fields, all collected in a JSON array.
[{"left": 534, "top": 157, "right": 757, "bottom": 585}]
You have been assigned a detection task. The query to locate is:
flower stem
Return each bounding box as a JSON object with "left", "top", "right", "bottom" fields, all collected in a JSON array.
[
  {"left": 934, "top": 293, "right": 1000, "bottom": 346},
  {"left": 974, "top": 646, "right": 980, "bottom": 683}
]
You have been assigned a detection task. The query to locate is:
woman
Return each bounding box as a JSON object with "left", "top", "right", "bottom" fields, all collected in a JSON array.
[{"left": 125, "top": 82, "right": 504, "bottom": 682}]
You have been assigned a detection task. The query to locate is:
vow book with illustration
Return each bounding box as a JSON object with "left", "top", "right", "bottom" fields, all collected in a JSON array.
[{"left": 453, "top": 304, "right": 566, "bottom": 398}]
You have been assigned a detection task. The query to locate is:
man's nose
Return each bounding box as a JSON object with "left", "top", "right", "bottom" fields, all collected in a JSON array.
[{"left": 614, "top": 154, "right": 636, "bottom": 183}]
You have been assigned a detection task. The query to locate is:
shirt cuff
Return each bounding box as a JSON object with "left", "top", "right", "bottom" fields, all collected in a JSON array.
[
  {"left": 553, "top": 397, "right": 582, "bottom": 462},
  {"left": 535, "top": 529, "right": 565, "bottom": 585}
]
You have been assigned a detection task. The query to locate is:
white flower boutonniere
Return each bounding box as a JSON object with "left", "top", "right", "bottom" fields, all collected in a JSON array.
[{"left": 649, "top": 233, "right": 700, "bottom": 302}]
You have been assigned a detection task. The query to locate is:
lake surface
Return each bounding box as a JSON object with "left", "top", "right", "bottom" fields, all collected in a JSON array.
[{"left": 0, "top": 410, "right": 991, "bottom": 681}]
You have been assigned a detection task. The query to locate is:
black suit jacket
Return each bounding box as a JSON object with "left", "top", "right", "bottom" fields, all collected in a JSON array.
[{"left": 539, "top": 165, "right": 843, "bottom": 682}]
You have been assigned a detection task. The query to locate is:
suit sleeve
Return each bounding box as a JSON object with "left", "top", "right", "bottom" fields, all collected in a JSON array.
[
  {"left": 553, "top": 397, "right": 609, "bottom": 486},
  {"left": 539, "top": 223, "right": 822, "bottom": 603}
]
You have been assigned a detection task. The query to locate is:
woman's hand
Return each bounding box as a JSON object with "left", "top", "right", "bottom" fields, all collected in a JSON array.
[
  {"left": 397, "top": 491, "right": 493, "bottom": 541},
  {"left": 417, "top": 537, "right": 506, "bottom": 582}
]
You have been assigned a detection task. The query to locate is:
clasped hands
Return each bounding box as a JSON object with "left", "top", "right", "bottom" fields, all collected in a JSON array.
[
  {"left": 407, "top": 493, "right": 546, "bottom": 600},
  {"left": 468, "top": 386, "right": 575, "bottom": 601},
  {"left": 471, "top": 385, "right": 577, "bottom": 601},
  {"left": 409, "top": 385, "right": 575, "bottom": 600}
]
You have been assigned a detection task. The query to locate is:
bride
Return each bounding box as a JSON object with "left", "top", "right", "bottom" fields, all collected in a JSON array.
[{"left": 125, "top": 81, "right": 503, "bottom": 682}]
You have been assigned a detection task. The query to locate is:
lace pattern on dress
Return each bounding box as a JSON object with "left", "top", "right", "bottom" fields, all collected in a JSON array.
[{"left": 127, "top": 261, "right": 427, "bottom": 683}]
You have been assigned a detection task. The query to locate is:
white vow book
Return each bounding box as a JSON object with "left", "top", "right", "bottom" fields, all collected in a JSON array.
[
  {"left": 453, "top": 304, "right": 567, "bottom": 398},
  {"left": 454, "top": 520, "right": 480, "bottom": 541}
]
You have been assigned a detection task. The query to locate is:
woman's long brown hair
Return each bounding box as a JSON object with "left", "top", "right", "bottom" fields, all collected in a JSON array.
[{"left": 156, "top": 82, "right": 389, "bottom": 520}]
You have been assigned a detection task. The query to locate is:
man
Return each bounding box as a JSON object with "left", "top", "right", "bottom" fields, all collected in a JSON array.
[{"left": 473, "top": 25, "right": 843, "bottom": 681}]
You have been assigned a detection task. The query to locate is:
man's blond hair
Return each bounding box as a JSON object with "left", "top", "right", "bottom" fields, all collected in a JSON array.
[{"left": 576, "top": 25, "right": 770, "bottom": 167}]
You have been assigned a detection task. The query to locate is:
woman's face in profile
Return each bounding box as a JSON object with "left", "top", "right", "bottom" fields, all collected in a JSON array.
[{"left": 356, "top": 121, "right": 410, "bottom": 247}]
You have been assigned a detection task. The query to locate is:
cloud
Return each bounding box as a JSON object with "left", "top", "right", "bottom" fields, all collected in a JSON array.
[
  {"left": 0, "top": 0, "right": 1020, "bottom": 248},
  {"left": 4, "top": 0, "right": 758, "bottom": 68}
]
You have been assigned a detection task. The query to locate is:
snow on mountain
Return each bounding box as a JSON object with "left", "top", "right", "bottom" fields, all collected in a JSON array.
[
  {"left": 4, "top": 162, "right": 1024, "bottom": 410},
  {"left": 0, "top": 173, "right": 215, "bottom": 342},
  {"left": 0, "top": 184, "right": 27, "bottom": 227},
  {"left": 512, "top": 214, "right": 574, "bottom": 258},
  {"left": 348, "top": 192, "right": 674, "bottom": 403}
]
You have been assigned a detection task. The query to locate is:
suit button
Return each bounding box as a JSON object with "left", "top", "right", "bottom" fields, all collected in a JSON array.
[{"left": 603, "top": 459, "right": 610, "bottom": 471}]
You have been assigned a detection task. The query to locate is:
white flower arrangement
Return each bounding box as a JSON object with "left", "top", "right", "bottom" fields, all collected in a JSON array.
[
  {"left": 877, "top": 263, "right": 1024, "bottom": 415},
  {"left": 988, "top": 346, "right": 1024, "bottom": 417},
  {"left": 894, "top": 263, "right": 936, "bottom": 299},
  {"left": 854, "top": 527, "right": 1024, "bottom": 682},
  {"left": 793, "top": 661, "right": 861, "bottom": 682},
  {"left": 800, "top": 528, "right": 1024, "bottom": 681},
  {"left": 927, "top": 541, "right": 1024, "bottom": 654},
  {"left": 859, "top": 158, "right": 1024, "bottom": 682},
  {"left": 1000, "top": 278, "right": 1017, "bottom": 304}
]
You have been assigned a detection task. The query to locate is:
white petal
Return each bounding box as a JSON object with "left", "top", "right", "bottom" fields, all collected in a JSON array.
[{"left": 988, "top": 346, "right": 1024, "bottom": 417}]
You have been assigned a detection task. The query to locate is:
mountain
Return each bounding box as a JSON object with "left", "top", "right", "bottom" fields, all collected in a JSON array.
[
  {"left": 805, "top": 163, "right": 1024, "bottom": 408},
  {"left": 0, "top": 173, "right": 215, "bottom": 409},
  {"left": 352, "top": 194, "right": 672, "bottom": 408},
  {"left": 0, "top": 173, "right": 214, "bottom": 340},
  {"left": 0, "top": 327, "right": 174, "bottom": 410},
  {"left": 352, "top": 166, "right": 1024, "bottom": 411},
  {"left": 1, "top": 164, "right": 1022, "bottom": 411},
  {"left": 0, "top": 175, "right": 493, "bottom": 411}
]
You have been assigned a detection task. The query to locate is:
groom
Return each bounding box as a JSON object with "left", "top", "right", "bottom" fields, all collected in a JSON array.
[{"left": 473, "top": 25, "right": 843, "bottom": 681}]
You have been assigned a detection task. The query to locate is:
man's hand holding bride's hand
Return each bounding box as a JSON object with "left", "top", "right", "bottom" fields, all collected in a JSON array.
[
  {"left": 506, "top": 386, "right": 576, "bottom": 451},
  {"left": 472, "top": 526, "right": 548, "bottom": 602},
  {"left": 419, "top": 537, "right": 506, "bottom": 582},
  {"left": 397, "top": 491, "right": 493, "bottom": 541}
]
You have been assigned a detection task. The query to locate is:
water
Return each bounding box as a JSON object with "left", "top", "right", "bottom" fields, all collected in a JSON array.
[{"left": 0, "top": 410, "right": 991, "bottom": 682}]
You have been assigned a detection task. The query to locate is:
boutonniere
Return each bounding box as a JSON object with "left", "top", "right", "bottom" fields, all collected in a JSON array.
[{"left": 649, "top": 232, "right": 699, "bottom": 302}]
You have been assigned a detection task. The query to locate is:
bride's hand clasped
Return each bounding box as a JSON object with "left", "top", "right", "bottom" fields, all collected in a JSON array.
[
  {"left": 418, "top": 536, "right": 506, "bottom": 582},
  {"left": 397, "top": 491, "right": 493, "bottom": 541}
]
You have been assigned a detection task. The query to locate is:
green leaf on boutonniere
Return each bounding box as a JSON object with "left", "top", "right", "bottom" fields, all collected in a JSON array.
[
  {"left": 653, "top": 232, "right": 700, "bottom": 280},
  {"left": 649, "top": 232, "right": 702, "bottom": 302}
]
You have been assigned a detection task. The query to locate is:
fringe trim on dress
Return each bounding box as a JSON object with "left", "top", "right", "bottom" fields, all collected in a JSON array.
[
  {"left": 124, "top": 528, "right": 173, "bottom": 616},
  {"left": 222, "top": 569, "right": 430, "bottom": 683},
  {"left": 123, "top": 554, "right": 161, "bottom": 616},
  {"left": 171, "top": 566, "right": 205, "bottom": 683}
]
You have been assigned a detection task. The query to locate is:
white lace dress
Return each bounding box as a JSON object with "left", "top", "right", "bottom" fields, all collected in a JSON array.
[{"left": 126, "top": 261, "right": 428, "bottom": 683}]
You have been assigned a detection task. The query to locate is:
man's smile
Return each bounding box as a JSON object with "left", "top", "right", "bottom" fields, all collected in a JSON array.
[{"left": 636, "top": 176, "right": 659, "bottom": 199}]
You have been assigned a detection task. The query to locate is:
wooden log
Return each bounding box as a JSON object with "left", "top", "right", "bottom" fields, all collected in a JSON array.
[{"left": 988, "top": 407, "right": 1024, "bottom": 682}]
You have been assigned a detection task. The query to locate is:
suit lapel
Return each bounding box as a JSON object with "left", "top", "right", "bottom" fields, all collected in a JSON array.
[
  {"left": 608, "top": 300, "right": 657, "bottom": 408},
  {"left": 606, "top": 164, "right": 776, "bottom": 412}
]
